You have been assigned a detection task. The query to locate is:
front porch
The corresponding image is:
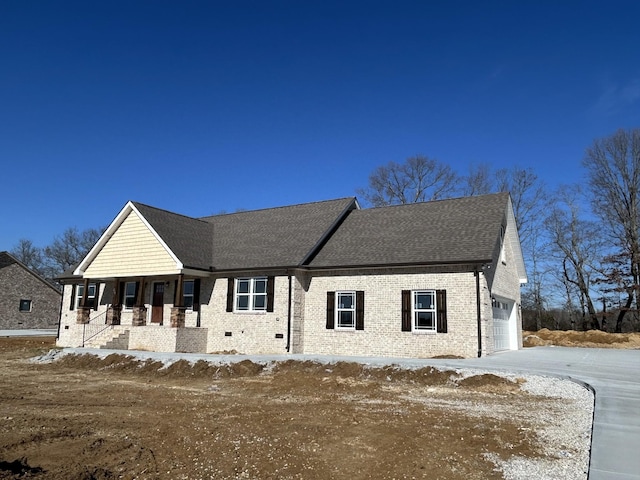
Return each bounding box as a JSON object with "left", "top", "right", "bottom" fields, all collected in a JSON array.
[{"left": 63, "top": 274, "right": 208, "bottom": 353}]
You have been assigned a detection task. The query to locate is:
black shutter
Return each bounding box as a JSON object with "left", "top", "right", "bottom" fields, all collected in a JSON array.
[
  {"left": 266, "top": 276, "right": 275, "bottom": 312},
  {"left": 69, "top": 284, "right": 76, "bottom": 310},
  {"left": 355, "top": 291, "right": 365, "bottom": 330},
  {"left": 118, "top": 282, "right": 125, "bottom": 307},
  {"left": 326, "top": 292, "right": 335, "bottom": 329},
  {"left": 193, "top": 279, "right": 201, "bottom": 312},
  {"left": 93, "top": 283, "right": 100, "bottom": 310},
  {"left": 436, "top": 289, "right": 448, "bottom": 333},
  {"left": 226, "top": 278, "right": 234, "bottom": 312},
  {"left": 173, "top": 280, "right": 178, "bottom": 305},
  {"left": 401, "top": 290, "right": 412, "bottom": 331}
]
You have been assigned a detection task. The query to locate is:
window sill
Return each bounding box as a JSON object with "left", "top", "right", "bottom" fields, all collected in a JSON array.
[
  {"left": 232, "top": 310, "right": 267, "bottom": 315},
  {"left": 412, "top": 330, "right": 437, "bottom": 335}
]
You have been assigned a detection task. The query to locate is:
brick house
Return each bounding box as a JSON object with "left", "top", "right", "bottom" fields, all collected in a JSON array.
[
  {"left": 56, "top": 193, "right": 527, "bottom": 358},
  {"left": 0, "top": 252, "right": 62, "bottom": 330}
]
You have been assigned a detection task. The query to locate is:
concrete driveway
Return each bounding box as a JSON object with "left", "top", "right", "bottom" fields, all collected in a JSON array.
[{"left": 423, "top": 347, "right": 640, "bottom": 480}]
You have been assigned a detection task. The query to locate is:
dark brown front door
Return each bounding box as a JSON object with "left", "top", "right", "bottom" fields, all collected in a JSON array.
[{"left": 152, "top": 282, "right": 164, "bottom": 324}]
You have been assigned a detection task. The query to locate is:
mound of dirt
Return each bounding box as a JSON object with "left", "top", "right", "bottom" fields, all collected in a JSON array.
[{"left": 524, "top": 328, "right": 640, "bottom": 349}]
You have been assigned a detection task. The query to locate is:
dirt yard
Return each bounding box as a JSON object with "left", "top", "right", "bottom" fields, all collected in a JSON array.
[{"left": 0, "top": 334, "right": 603, "bottom": 480}]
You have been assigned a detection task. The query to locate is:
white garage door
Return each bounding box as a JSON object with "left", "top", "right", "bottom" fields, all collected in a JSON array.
[{"left": 493, "top": 299, "right": 512, "bottom": 352}]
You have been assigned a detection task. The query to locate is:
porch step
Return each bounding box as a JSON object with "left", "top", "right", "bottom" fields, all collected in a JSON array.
[{"left": 100, "top": 330, "right": 130, "bottom": 350}]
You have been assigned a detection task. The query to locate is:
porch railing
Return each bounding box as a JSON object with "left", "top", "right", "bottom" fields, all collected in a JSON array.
[{"left": 81, "top": 310, "right": 110, "bottom": 347}]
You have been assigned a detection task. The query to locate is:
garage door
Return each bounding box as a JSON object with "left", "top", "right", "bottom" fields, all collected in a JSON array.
[{"left": 492, "top": 299, "right": 512, "bottom": 352}]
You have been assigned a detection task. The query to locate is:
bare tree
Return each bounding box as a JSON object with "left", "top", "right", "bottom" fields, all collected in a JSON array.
[
  {"left": 10, "top": 239, "right": 44, "bottom": 275},
  {"left": 583, "top": 128, "right": 640, "bottom": 332},
  {"left": 545, "top": 188, "right": 602, "bottom": 330},
  {"left": 520, "top": 228, "right": 550, "bottom": 330},
  {"left": 357, "top": 155, "right": 458, "bottom": 206},
  {"left": 43, "top": 226, "right": 104, "bottom": 278},
  {"left": 460, "top": 163, "right": 494, "bottom": 196}
]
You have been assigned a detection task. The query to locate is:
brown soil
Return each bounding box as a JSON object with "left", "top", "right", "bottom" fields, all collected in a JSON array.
[
  {"left": 523, "top": 328, "right": 640, "bottom": 349},
  {"left": 0, "top": 336, "right": 578, "bottom": 480}
]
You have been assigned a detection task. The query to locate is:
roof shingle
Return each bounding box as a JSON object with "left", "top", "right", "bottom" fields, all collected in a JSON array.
[
  {"left": 200, "top": 198, "right": 357, "bottom": 270},
  {"left": 307, "top": 193, "right": 510, "bottom": 268}
]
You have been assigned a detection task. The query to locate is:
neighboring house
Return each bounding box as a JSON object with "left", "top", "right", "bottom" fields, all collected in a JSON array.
[
  {"left": 0, "top": 251, "right": 62, "bottom": 330},
  {"left": 56, "top": 193, "right": 527, "bottom": 358}
]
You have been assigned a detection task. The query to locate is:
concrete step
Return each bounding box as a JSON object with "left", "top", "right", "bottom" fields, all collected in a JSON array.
[{"left": 100, "top": 330, "right": 130, "bottom": 350}]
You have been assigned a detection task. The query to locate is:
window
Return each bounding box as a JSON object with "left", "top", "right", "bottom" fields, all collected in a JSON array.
[
  {"left": 235, "top": 277, "right": 267, "bottom": 312},
  {"left": 326, "top": 291, "right": 365, "bottom": 330},
  {"left": 19, "top": 299, "right": 32, "bottom": 312},
  {"left": 336, "top": 291, "right": 356, "bottom": 329},
  {"left": 183, "top": 280, "right": 194, "bottom": 309},
  {"left": 123, "top": 282, "right": 137, "bottom": 309},
  {"left": 75, "top": 283, "right": 97, "bottom": 309},
  {"left": 500, "top": 224, "right": 507, "bottom": 263},
  {"left": 226, "top": 277, "right": 274, "bottom": 313},
  {"left": 175, "top": 279, "right": 200, "bottom": 311},
  {"left": 413, "top": 290, "right": 436, "bottom": 332},
  {"left": 402, "top": 290, "right": 447, "bottom": 333}
]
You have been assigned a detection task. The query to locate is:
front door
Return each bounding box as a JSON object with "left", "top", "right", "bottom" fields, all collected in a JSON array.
[{"left": 152, "top": 282, "right": 164, "bottom": 324}]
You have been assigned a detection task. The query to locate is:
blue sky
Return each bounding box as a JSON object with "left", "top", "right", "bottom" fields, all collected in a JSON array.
[{"left": 1, "top": 0, "right": 638, "bottom": 250}]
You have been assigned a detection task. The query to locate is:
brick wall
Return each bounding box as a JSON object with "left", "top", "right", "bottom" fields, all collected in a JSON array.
[
  {"left": 201, "top": 275, "right": 289, "bottom": 354},
  {"left": 55, "top": 258, "right": 522, "bottom": 358},
  {"left": 0, "top": 263, "right": 61, "bottom": 329},
  {"left": 302, "top": 267, "right": 492, "bottom": 359}
]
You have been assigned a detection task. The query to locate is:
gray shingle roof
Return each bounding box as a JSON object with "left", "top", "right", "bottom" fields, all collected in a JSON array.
[
  {"left": 307, "top": 193, "right": 510, "bottom": 268},
  {"left": 0, "top": 251, "right": 17, "bottom": 270},
  {"left": 127, "top": 198, "right": 358, "bottom": 271},
  {"left": 200, "top": 198, "right": 357, "bottom": 270},
  {"left": 132, "top": 203, "right": 215, "bottom": 270},
  {"left": 101, "top": 194, "right": 510, "bottom": 273}
]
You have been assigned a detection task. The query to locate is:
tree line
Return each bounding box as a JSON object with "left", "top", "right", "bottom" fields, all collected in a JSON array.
[
  {"left": 10, "top": 227, "right": 104, "bottom": 287},
  {"left": 357, "top": 128, "right": 640, "bottom": 333}
]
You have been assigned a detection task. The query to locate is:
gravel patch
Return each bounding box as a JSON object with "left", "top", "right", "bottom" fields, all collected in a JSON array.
[{"left": 456, "top": 369, "right": 593, "bottom": 480}]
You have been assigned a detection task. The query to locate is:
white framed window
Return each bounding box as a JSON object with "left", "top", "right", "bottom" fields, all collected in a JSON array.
[
  {"left": 123, "top": 282, "right": 137, "bottom": 309},
  {"left": 336, "top": 291, "right": 356, "bottom": 329},
  {"left": 413, "top": 290, "right": 436, "bottom": 332},
  {"left": 235, "top": 277, "right": 267, "bottom": 312},
  {"left": 19, "top": 299, "right": 32, "bottom": 312},
  {"left": 75, "top": 283, "right": 97, "bottom": 309},
  {"left": 183, "top": 280, "right": 194, "bottom": 310}
]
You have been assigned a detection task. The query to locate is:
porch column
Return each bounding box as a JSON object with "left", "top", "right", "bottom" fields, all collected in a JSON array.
[
  {"left": 171, "top": 274, "right": 186, "bottom": 328},
  {"left": 76, "top": 278, "right": 91, "bottom": 324},
  {"left": 107, "top": 279, "right": 122, "bottom": 326},
  {"left": 132, "top": 277, "right": 147, "bottom": 326}
]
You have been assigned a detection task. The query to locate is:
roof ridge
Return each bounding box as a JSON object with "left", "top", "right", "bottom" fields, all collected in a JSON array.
[
  {"left": 131, "top": 201, "right": 211, "bottom": 224},
  {"left": 363, "top": 192, "right": 509, "bottom": 211},
  {"left": 199, "top": 197, "right": 357, "bottom": 220}
]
